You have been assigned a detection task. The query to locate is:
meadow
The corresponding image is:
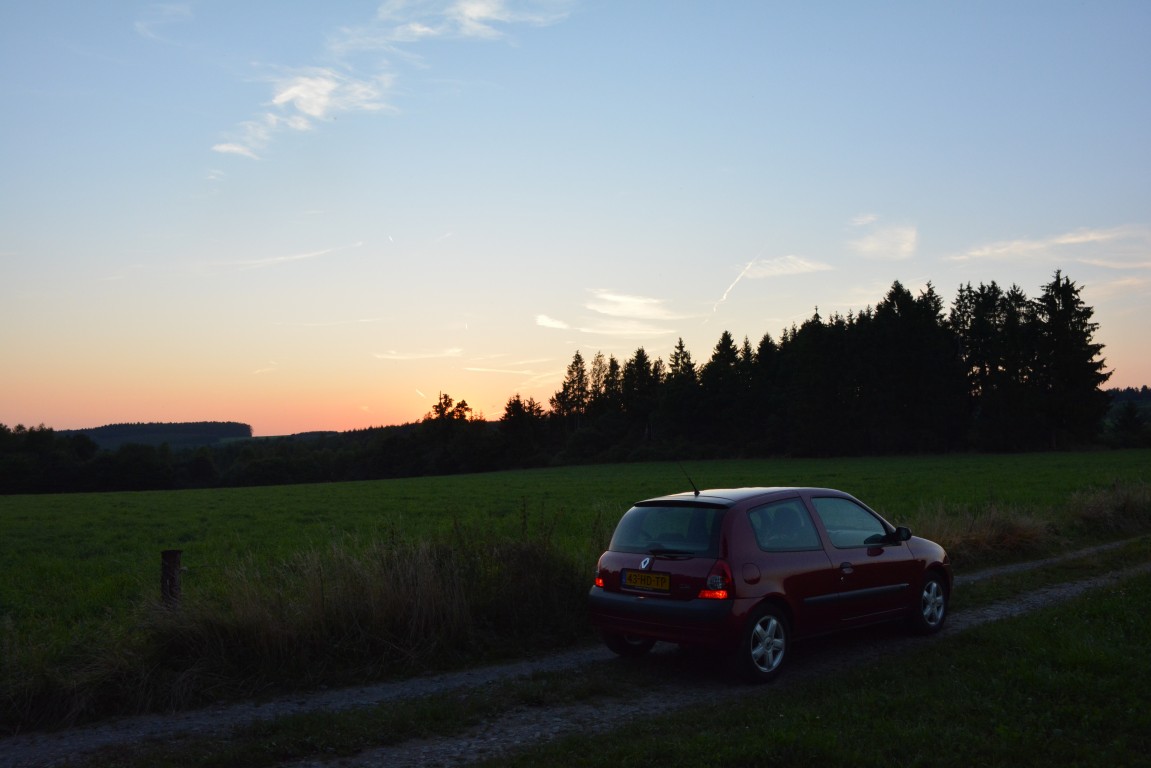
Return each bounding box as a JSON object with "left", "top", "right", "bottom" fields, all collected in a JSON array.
[{"left": 1, "top": 450, "right": 1149, "bottom": 733}]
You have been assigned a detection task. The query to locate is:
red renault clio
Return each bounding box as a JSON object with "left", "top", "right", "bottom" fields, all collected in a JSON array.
[{"left": 588, "top": 487, "right": 951, "bottom": 681}]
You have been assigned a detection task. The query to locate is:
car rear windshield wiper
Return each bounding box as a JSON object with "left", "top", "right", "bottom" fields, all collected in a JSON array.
[{"left": 647, "top": 547, "right": 696, "bottom": 556}]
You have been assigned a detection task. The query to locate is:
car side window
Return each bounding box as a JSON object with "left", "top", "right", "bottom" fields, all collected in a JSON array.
[
  {"left": 747, "top": 500, "right": 823, "bottom": 552},
  {"left": 809, "top": 497, "right": 888, "bottom": 549}
]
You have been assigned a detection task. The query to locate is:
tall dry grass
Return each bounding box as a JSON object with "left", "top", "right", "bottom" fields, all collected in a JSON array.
[
  {"left": 1066, "top": 481, "right": 1151, "bottom": 535},
  {"left": 911, "top": 501, "right": 1060, "bottom": 566},
  {"left": 1, "top": 529, "right": 594, "bottom": 733},
  {"left": 911, "top": 481, "right": 1151, "bottom": 567},
  {"left": 151, "top": 534, "right": 591, "bottom": 678}
]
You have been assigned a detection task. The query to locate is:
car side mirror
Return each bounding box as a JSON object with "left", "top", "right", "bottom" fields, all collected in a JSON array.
[{"left": 893, "top": 526, "right": 912, "bottom": 542}]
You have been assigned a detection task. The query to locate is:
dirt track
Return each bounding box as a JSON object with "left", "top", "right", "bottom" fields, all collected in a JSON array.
[{"left": 1, "top": 540, "right": 1144, "bottom": 768}]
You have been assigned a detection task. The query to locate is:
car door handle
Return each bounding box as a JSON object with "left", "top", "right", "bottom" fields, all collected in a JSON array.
[{"left": 839, "top": 563, "right": 854, "bottom": 575}]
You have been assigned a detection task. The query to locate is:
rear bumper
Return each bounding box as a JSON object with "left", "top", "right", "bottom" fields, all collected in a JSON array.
[{"left": 587, "top": 587, "right": 741, "bottom": 649}]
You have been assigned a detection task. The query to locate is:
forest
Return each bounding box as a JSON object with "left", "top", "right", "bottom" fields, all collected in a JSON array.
[{"left": 2, "top": 272, "right": 1148, "bottom": 494}]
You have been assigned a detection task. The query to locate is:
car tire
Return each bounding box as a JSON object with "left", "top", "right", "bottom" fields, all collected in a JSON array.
[
  {"left": 911, "top": 572, "right": 948, "bottom": 634},
  {"left": 734, "top": 605, "right": 789, "bottom": 683},
  {"left": 602, "top": 632, "right": 655, "bottom": 657}
]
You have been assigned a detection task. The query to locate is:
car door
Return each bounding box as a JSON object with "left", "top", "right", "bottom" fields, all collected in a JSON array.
[
  {"left": 743, "top": 498, "right": 839, "bottom": 635},
  {"left": 805, "top": 494, "right": 917, "bottom": 625}
]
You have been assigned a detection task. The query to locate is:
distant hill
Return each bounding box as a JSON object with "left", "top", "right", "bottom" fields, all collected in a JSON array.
[{"left": 60, "top": 421, "right": 253, "bottom": 451}]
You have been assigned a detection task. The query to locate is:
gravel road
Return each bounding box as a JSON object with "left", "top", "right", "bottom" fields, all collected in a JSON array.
[{"left": 2, "top": 540, "right": 1144, "bottom": 768}]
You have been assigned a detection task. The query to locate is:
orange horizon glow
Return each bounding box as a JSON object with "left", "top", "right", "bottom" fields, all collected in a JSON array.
[{"left": 5, "top": 324, "right": 1148, "bottom": 438}]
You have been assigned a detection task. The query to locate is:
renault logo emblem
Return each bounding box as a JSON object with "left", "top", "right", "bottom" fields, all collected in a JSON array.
[{"left": 640, "top": 557, "right": 651, "bottom": 570}]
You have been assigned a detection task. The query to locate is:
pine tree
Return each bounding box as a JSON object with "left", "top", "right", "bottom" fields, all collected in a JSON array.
[
  {"left": 549, "top": 350, "right": 589, "bottom": 430},
  {"left": 1031, "top": 271, "right": 1112, "bottom": 447}
]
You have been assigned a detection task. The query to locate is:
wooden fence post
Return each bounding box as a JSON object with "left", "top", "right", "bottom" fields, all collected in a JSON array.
[{"left": 161, "top": 549, "right": 182, "bottom": 607}]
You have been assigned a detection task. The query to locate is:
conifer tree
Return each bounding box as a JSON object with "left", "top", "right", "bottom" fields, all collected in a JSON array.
[{"left": 1031, "top": 271, "right": 1112, "bottom": 447}]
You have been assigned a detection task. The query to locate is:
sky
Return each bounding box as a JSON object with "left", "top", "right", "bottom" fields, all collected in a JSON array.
[{"left": 2, "top": 1, "right": 1149, "bottom": 437}]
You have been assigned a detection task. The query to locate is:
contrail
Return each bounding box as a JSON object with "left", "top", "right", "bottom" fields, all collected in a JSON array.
[{"left": 710, "top": 259, "right": 757, "bottom": 316}]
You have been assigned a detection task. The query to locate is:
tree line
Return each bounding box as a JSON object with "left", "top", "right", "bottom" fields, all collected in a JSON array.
[
  {"left": 2, "top": 271, "right": 1145, "bottom": 494},
  {"left": 529, "top": 270, "right": 1116, "bottom": 458}
]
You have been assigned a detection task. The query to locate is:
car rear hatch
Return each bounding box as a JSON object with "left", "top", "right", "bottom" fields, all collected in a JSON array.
[{"left": 596, "top": 501, "right": 728, "bottom": 601}]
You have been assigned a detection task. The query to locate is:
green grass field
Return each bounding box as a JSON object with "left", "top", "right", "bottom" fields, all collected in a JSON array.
[
  {"left": 1, "top": 450, "right": 1149, "bottom": 733},
  {"left": 3, "top": 451, "right": 1149, "bottom": 625}
]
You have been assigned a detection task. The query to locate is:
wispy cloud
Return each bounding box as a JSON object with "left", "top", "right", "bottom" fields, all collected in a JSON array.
[
  {"left": 213, "top": 70, "right": 394, "bottom": 159},
  {"left": 537, "top": 290, "right": 680, "bottom": 339},
  {"left": 134, "top": 3, "right": 191, "bottom": 43},
  {"left": 745, "top": 255, "right": 833, "bottom": 278},
  {"left": 220, "top": 241, "right": 363, "bottom": 271},
  {"left": 374, "top": 348, "right": 464, "bottom": 360},
  {"left": 580, "top": 290, "right": 681, "bottom": 337},
  {"left": 214, "top": 1, "right": 571, "bottom": 159},
  {"left": 273, "top": 69, "right": 394, "bottom": 119},
  {"left": 1080, "top": 257, "right": 1151, "bottom": 270},
  {"left": 371, "top": 0, "right": 571, "bottom": 42},
  {"left": 848, "top": 226, "right": 918, "bottom": 260},
  {"left": 1085, "top": 276, "right": 1151, "bottom": 301},
  {"left": 274, "top": 317, "right": 387, "bottom": 328},
  {"left": 210, "top": 142, "right": 260, "bottom": 160},
  {"left": 585, "top": 290, "right": 685, "bottom": 321},
  {"left": 538, "top": 317, "right": 677, "bottom": 339},
  {"left": 457, "top": 351, "right": 560, "bottom": 392},
  {"left": 575, "top": 320, "right": 675, "bottom": 338},
  {"left": 948, "top": 226, "right": 1149, "bottom": 264},
  {"left": 536, "top": 315, "right": 570, "bottom": 329},
  {"left": 845, "top": 214, "right": 918, "bottom": 260},
  {"left": 464, "top": 366, "right": 538, "bottom": 375}
]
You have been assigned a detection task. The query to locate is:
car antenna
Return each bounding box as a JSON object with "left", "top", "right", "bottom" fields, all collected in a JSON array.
[{"left": 679, "top": 463, "right": 700, "bottom": 496}]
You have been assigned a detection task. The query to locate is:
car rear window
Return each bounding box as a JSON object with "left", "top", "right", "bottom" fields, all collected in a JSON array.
[{"left": 609, "top": 504, "right": 725, "bottom": 556}]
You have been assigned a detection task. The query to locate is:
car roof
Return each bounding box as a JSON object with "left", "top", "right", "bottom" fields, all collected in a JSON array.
[{"left": 635, "top": 487, "right": 851, "bottom": 507}]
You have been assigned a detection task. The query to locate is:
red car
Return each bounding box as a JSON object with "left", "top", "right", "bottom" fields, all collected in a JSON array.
[{"left": 588, "top": 486, "right": 951, "bottom": 681}]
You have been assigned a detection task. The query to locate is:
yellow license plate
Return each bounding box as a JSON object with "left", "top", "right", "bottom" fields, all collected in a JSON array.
[{"left": 623, "top": 570, "right": 670, "bottom": 592}]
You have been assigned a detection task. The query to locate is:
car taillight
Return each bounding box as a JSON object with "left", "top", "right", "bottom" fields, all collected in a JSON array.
[
  {"left": 698, "top": 559, "right": 733, "bottom": 600},
  {"left": 593, "top": 557, "right": 605, "bottom": 589}
]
